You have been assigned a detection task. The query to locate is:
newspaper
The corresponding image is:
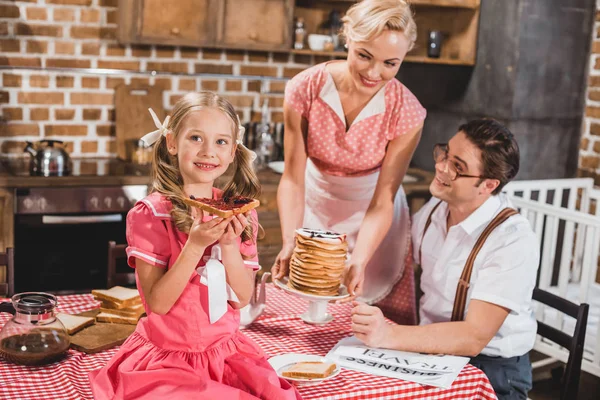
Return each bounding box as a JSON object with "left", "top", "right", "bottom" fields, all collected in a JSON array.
[{"left": 326, "top": 336, "right": 470, "bottom": 389}]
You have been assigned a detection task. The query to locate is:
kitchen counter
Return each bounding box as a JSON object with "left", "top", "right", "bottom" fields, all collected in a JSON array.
[
  {"left": 0, "top": 157, "right": 434, "bottom": 193},
  {"left": 0, "top": 159, "right": 434, "bottom": 288},
  {"left": 0, "top": 158, "right": 152, "bottom": 188}
]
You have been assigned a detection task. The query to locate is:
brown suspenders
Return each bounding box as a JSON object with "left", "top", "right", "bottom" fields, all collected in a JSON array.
[{"left": 418, "top": 201, "right": 518, "bottom": 322}]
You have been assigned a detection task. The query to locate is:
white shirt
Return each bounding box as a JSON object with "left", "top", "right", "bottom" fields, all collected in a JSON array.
[{"left": 412, "top": 194, "right": 539, "bottom": 358}]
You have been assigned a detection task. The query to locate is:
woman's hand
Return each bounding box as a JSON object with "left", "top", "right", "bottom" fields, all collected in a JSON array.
[
  {"left": 271, "top": 242, "right": 295, "bottom": 280},
  {"left": 219, "top": 213, "right": 249, "bottom": 246},
  {"left": 188, "top": 209, "right": 231, "bottom": 250},
  {"left": 339, "top": 262, "right": 365, "bottom": 303}
]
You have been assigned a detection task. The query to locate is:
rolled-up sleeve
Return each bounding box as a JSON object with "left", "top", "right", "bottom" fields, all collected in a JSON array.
[
  {"left": 284, "top": 68, "right": 313, "bottom": 118},
  {"left": 388, "top": 85, "right": 427, "bottom": 141},
  {"left": 125, "top": 203, "right": 170, "bottom": 269},
  {"left": 470, "top": 222, "right": 539, "bottom": 313}
]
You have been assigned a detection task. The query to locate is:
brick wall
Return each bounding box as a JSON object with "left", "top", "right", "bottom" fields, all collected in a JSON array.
[
  {"left": 0, "top": 0, "right": 325, "bottom": 158},
  {"left": 580, "top": 0, "right": 600, "bottom": 183}
]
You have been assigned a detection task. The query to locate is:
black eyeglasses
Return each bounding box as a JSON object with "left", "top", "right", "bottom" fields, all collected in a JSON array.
[{"left": 433, "top": 143, "right": 485, "bottom": 181}]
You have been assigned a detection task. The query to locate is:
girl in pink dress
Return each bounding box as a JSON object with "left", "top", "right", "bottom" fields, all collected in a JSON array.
[{"left": 89, "top": 92, "right": 302, "bottom": 400}]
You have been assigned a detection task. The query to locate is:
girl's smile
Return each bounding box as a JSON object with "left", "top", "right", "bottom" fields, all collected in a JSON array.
[{"left": 194, "top": 162, "right": 220, "bottom": 171}]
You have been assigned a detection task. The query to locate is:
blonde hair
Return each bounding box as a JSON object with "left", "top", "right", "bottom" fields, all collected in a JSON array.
[
  {"left": 342, "top": 0, "right": 417, "bottom": 51},
  {"left": 151, "top": 91, "right": 261, "bottom": 245}
]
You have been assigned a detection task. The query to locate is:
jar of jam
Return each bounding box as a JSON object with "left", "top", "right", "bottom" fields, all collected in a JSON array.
[{"left": 0, "top": 293, "right": 70, "bottom": 366}]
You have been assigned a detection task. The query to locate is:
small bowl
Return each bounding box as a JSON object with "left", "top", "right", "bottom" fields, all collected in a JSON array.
[{"left": 308, "top": 34, "right": 332, "bottom": 51}]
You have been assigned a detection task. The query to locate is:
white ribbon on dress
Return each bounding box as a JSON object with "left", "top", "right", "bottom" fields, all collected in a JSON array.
[
  {"left": 196, "top": 245, "right": 239, "bottom": 324},
  {"left": 140, "top": 108, "right": 171, "bottom": 147}
]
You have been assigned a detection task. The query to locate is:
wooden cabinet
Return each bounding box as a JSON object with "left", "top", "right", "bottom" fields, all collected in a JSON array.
[
  {"left": 294, "top": 0, "right": 481, "bottom": 66},
  {"left": 118, "top": 0, "right": 294, "bottom": 51},
  {"left": 218, "top": 0, "right": 294, "bottom": 50},
  {"left": 118, "top": 0, "right": 220, "bottom": 47},
  {"left": 118, "top": 0, "right": 480, "bottom": 65}
]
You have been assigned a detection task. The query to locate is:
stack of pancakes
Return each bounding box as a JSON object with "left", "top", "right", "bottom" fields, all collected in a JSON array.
[{"left": 288, "top": 228, "right": 348, "bottom": 296}]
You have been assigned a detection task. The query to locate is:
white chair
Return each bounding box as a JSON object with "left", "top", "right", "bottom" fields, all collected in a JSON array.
[{"left": 503, "top": 179, "right": 600, "bottom": 378}]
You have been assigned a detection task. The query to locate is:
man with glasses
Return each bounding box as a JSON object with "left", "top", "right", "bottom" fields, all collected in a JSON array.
[{"left": 350, "top": 119, "right": 538, "bottom": 400}]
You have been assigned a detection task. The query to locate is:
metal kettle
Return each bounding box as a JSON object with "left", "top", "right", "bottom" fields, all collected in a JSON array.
[{"left": 24, "top": 140, "right": 72, "bottom": 176}]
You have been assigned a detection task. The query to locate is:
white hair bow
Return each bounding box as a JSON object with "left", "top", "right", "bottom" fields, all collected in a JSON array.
[
  {"left": 236, "top": 117, "right": 257, "bottom": 162},
  {"left": 140, "top": 108, "right": 170, "bottom": 146}
]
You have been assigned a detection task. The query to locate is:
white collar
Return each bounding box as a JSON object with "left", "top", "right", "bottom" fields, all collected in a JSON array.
[
  {"left": 432, "top": 194, "right": 505, "bottom": 236},
  {"left": 318, "top": 72, "right": 387, "bottom": 129}
]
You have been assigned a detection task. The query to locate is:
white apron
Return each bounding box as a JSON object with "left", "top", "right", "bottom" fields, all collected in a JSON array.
[{"left": 303, "top": 159, "right": 411, "bottom": 304}]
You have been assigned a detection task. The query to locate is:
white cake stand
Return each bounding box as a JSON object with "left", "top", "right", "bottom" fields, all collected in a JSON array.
[{"left": 273, "top": 277, "right": 349, "bottom": 325}]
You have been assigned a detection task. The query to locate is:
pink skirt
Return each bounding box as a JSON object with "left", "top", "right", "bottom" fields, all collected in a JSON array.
[
  {"left": 89, "top": 331, "right": 302, "bottom": 400},
  {"left": 374, "top": 245, "right": 417, "bottom": 325}
]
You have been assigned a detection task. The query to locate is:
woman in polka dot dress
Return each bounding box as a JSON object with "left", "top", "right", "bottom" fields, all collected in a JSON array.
[{"left": 271, "top": 0, "right": 427, "bottom": 325}]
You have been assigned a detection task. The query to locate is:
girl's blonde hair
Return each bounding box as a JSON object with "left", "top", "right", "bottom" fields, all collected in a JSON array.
[
  {"left": 151, "top": 91, "right": 261, "bottom": 245},
  {"left": 342, "top": 0, "right": 417, "bottom": 51}
]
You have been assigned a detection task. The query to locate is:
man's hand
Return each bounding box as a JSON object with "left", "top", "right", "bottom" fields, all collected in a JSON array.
[{"left": 351, "top": 301, "right": 392, "bottom": 348}]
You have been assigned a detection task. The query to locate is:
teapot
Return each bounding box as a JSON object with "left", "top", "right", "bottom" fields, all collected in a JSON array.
[
  {"left": 24, "top": 139, "right": 73, "bottom": 176},
  {"left": 240, "top": 271, "right": 271, "bottom": 328},
  {"left": 0, "top": 292, "right": 70, "bottom": 365}
]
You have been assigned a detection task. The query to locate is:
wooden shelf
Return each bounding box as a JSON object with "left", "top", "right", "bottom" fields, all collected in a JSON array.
[
  {"left": 290, "top": 49, "right": 474, "bottom": 66},
  {"left": 404, "top": 55, "right": 473, "bottom": 66},
  {"left": 291, "top": 49, "right": 347, "bottom": 57},
  {"left": 410, "top": 0, "right": 480, "bottom": 8},
  {"left": 316, "top": 0, "right": 480, "bottom": 8}
]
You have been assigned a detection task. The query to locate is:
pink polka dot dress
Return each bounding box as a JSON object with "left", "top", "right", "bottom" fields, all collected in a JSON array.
[
  {"left": 285, "top": 62, "right": 426, "bottom": 176},
  {"left": 285, "top": 62, "right": 426, "bottom": 324}
]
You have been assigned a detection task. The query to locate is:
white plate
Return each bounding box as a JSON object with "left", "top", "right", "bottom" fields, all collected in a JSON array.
[
  {"left": 268, "top": 353, "right": 341, "bottom": 383},
  {"left": 268, "top": 161, "right": 284, "bottom": 174},
  {"left": 273, "top": 276, "right": 350, "bottom": 301}
]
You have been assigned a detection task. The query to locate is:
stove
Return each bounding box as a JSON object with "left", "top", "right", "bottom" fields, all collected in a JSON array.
[
  {"left": 13, "top": 184, "right": 148, "bottom": 294},
  {"left": 4, "top": 157, "right": 151, "bottom": 294}
]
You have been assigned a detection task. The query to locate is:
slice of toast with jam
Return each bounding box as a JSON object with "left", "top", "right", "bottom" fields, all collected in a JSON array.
[{"left": 182, "top": 195, "right": 260, "bottom": 218}]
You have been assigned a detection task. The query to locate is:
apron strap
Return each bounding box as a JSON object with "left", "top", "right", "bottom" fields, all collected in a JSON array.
[
  {"left": 418, "top": 201, "right": 443, "bottom": 265},
  {"left": 450, "top": 207, "right": 519, "bottom": 321}
]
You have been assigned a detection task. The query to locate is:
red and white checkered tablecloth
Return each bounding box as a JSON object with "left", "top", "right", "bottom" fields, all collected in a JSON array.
[{"left": 0, "top": 286, "right": 498, "bottom": 400}]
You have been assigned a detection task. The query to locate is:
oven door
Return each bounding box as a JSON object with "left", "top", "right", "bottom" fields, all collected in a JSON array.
[{"left": 14, "top": 213, "right": 128, "bottom": 294}]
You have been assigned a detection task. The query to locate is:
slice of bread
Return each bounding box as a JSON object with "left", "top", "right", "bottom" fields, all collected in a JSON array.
[
  {"left": 56, "top": 312, "right": 95, "bottom": 335},
  {"left": 96, "top": 311, "right": 140, "bottom": 325},
  {"left": 91, "top": 286, "right": 140, "bottom": 308},
  {"left": 182, "top": 196, "right": 260, "bottom": 218},
  {"left": 98, "top": 298, "right": 142, "bottom": 310},
  {"left": 99, "top": 302, "right": 144, "bottom": 317},
  {"left": 281, "top": 361, "right": 336, "bottom": 379}
]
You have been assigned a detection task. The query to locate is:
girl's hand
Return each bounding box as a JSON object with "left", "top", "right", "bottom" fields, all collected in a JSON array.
[
  {"left": 219, "top": 213, "right": 249, "bottom": 246},
  {"left": 271, "top": 242, "right": 295, "bottom": 280},
  {"left": 188, "top": 209, "right": 231, "bottom": 250}
]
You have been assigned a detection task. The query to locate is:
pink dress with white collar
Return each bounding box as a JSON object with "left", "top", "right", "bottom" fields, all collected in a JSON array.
[
  {"left": 89, "top": 189, "right": 301, "bottom": 400},
  {"left": 285, "top": 62, "right": 426, "bottom": 324}
]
